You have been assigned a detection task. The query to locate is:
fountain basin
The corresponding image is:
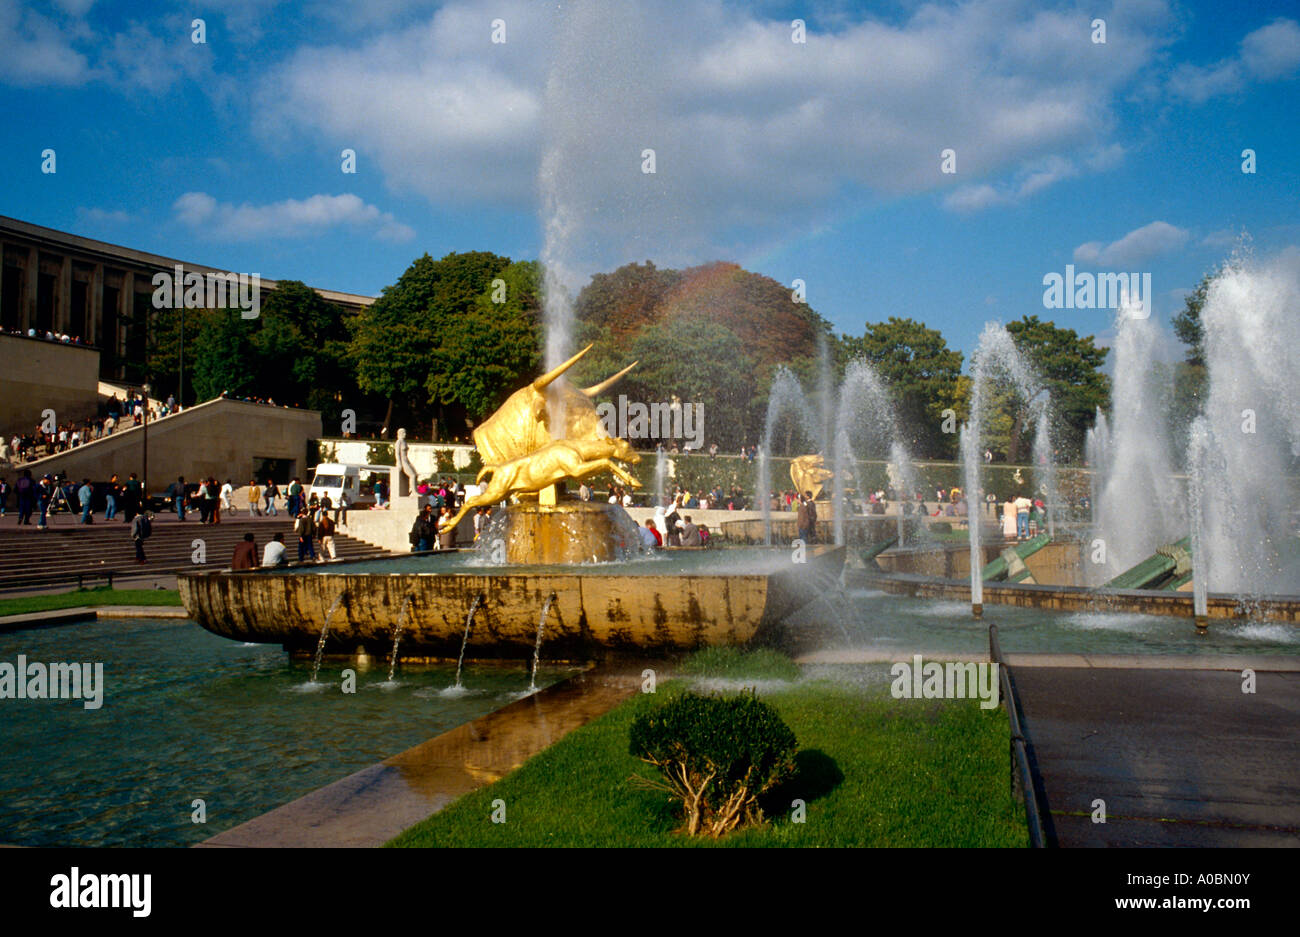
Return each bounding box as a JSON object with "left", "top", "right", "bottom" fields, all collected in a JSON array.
[{"left": 178, "top": 546, "right": 846, "bottom": 658}]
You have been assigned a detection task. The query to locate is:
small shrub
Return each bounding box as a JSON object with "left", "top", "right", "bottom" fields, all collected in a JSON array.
[
  {"left": 629, "top": 691, "right": 798, "bottom": 837},
  {"left": 929, "top": 521, "right": 953, "bottom": 534}
]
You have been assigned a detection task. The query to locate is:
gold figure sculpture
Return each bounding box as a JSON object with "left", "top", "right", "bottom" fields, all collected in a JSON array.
[
  {"left": 790, "top": 454, "right": 833, "bottom": 500},
  {"left": 439, "top": 345, "right": 640, "bottom": 531}
]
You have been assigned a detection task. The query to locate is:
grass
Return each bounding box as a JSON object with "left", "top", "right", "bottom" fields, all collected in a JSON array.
[
  {"left": 0, "top": 586, "right": 182, "bottom": 617},
  {"left": 387, "top": 653, "right": 1028, "bottom": 848},
  {"left": 674, "top": 646, "right": 801, "bottom": 681}
]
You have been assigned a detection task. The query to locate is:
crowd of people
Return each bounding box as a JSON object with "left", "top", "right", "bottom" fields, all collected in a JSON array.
[
  {"left": 3, "top": 326, "right": 93, "bottom": 346},
  {"left": 0, "top": 390, "right": 179, "bottom": 466}
]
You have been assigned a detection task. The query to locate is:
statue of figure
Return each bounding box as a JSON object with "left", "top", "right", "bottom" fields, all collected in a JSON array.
[
  {"left": 394, "top": 427, "right": 419, "bottom": 499},
  {"left": 790, "top": 454, "right": 834, "bottom": 501}
]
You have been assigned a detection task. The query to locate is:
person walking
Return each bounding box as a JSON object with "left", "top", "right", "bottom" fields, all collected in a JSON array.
[
  {"left": 264, "top": 479, "right": 279, "bottom": 516},
  {"left": 0, "top": 477, "right": 7, "bottom": 517},
  {"left": 36, "top": 475, "right": 53, "bottom": 529},
  {"left": 317, "top": 512, "right": 337, "bottom": 560},
  {"left": 77, "top": 478, "right": 94, "bottom": 524},
  {"left": 130, "top": 511, "right": 152, "bottom": 563},
  {"left": 219, "top": 479, "right": 234, "bottom": 514},
  {"left": 247, "top": 480, "right": 262, "bottom": 516},
  {"left": 294, "top": 507, "right": 317, "bottom": 562},
  {"left": 334, "top": 490, "right": 348, "bottom": 528}
]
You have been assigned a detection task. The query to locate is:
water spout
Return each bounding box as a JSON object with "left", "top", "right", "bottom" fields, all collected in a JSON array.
[
  {"left": 455, "top": 594, "right": 484, "bottom": 689},
  {"left": 529, "top": 592, "right": 556, "bottom": 692},
  {"left": 386, "top": 595, "right": 413, "bottom": 682},
  {"left": 310, "top": 592, "right": 347, "bottom": 683}
]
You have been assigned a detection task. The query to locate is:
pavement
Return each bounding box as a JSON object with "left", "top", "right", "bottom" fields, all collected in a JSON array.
[{"left": 1013, "top": 666, "right": 1300, "bottom": 846}]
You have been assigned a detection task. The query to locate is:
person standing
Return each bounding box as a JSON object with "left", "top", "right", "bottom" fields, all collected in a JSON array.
[
  {"left": 317, "top": 512, "right": 337, "bottom": 560},
  {"left": 219, "top": 479, "right": 234, "bottom": 514},
  {"left": 122, "top": 473, "right": 142, "bottom": 522},
  {"left": 15, "top": 469, "right": 35, "bottom": 525},
  {"left": 209, "top": 478, "right": 222, "bottom": 524},
  {"left": 437, "top": 506, "right": 457, "bottom": 550},
  {"left": 169, "top": 476, "right": 187, "bottom": 521},
  {"left": 334, "top": 490, "right": 348, "bottom": 527},
  {"left": 797, "top": 491, "right": 817, "bottom": 544},
  {"left": 247, "top": 480, "right": 262, "bottom": 516},
  {"left": 294, "top": 507, "right": 317, "bottom": 562},
  {"left": 0, "top": 477, "right": 8, "bottom": 517},
  {"left": 130, "top": 511, "right": 152, "bottom": 563},
  {"left": 36, "top": 475, "right": 53, "bottom": 529},
  {"left": 77, "top": 478, "right": 94, "bottom": 524},
  {"left": 287, "top": 477, "right": 303, "bottom": 516},
  {"left": 681, "top": 515, "right": 701, "bottom": 546},
  {"left": 105, "top": 474, "right": 118, "bottom": 520}
]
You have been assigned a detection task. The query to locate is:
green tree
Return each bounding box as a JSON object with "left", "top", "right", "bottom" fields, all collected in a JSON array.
[
  {"left": 1001, "top": 315, "right": 1110, "bottom": 462},
  {"left": 252, "top": 280, "right": 355, "bottom": 422},
  {"left": 190, "top": 308, "right": 255, "bottom": 401},
  {"left": 840, "top": 318, "right": 966, "bottom": 459},
  {"left": 349, "top": 251, "right": 517, "bottom": 439}
]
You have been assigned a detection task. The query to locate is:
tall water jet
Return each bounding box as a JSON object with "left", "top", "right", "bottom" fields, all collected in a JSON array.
[
  {"left": 963, "top": 323, "right": 1057, "bottom": 616},
  {"left": 888, "top": 440, "right": 921, "bottom": 545},
  {"left": 454, "top": 594, "right": 484, "bottom": 689},
  {"left": 1086, "top": 301, "right": 1182, "bottom": 580},
  {"left": 1187, "top": 417, "right": 1212, "bottom": 630},
  {"left": 1032, "top": 409, "right": 1060, "bottom": 539},
  {"left": 529, "top": 592, "right": 556, "bottom": 692},
  {"left": 386, "top": 595, "right": 412, "bottom": 682},
  {"left": 961, "top": 424, "right": 983, "bottom": 615},
  {"left": 830, "top": 358, "right": 901, "bottom": 546},
  {"left": 653, "top": 448, "right": 668, "bottom": 507},
  {"left": 760, "top": 366, "right": 818, "bottom": 543},
  {"left": 309, "top": 593, "right": 346, "bottom": 683},
  {"left": 817, "top": 333, "right": 835, "bottom": 457},
  {"left": 1194, "top": 250, "right": 1300, "bottom": 596}
]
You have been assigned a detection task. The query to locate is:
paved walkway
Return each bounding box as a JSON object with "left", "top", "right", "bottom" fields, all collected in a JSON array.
[{"left": 1013, "top": 666, "right": 1300, "bottom": 846}]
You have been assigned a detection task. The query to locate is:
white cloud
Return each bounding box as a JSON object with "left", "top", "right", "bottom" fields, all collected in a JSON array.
[
  {"left": 1168, "top": 17, "right": 1300, "bottom": 102},
  {"left": 76, "top": 206, "right": 134, "bottom": 226},
  {"left": 1073, "top": 221, "right": 1189, "bottom": 266},
  {"left": 258, "top": 0, "right": 1175, "bottom": 270},
  {"left": 172, "top": 192, "right": 415, "bottom": 242},
  {"left": 0, "top": 0, "right": 92, "bottom": 85}
]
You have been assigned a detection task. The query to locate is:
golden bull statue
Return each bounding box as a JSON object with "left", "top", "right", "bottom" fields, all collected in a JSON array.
[
  {"left": 439, "top": 345, "right": 640, "bottom": 531},
  {"left": 790, "top": 454, "right": 834, "bottom": 501}
]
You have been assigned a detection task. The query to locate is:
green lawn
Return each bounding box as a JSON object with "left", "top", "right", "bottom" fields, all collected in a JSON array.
[
  {"left": 0, "top": 587, "right": 182, "bottom": 617},
  {"left": 388, "top": 660, "right": 1028, "bottom": 848}
]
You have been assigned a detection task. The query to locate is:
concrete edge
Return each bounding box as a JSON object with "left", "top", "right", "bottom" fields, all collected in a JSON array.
[
  {"left": 794, "top": 650, "right": 1300, "bottom": 671},
  {"left": 0, "top": 604, "right": 188, "bottom": 632}
]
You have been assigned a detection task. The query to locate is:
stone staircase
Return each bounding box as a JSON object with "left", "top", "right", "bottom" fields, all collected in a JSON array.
[{"left": 0, "top": 513, "right": 389, "bottom": 590}]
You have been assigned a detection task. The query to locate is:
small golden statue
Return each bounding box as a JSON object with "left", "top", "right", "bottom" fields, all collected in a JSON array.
[
  {"left": 439, "top": 345, "right": 640, "bottom": 531},
  {"left": 790, "top": 454, "right": 833, "bottom": 501}
]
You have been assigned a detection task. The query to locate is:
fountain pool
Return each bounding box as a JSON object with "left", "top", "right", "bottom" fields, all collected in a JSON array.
[{"left": 0, "top": 618, "right": 579, "bottom": 847}]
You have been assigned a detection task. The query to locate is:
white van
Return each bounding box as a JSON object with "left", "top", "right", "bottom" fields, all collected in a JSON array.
[{"left": 307, "top": 463, "right": 390, "bottom": 508}]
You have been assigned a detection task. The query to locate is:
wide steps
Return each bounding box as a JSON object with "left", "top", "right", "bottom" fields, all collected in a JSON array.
[{"left": 0, "top": 516, "right": 389, "bottom": 588}]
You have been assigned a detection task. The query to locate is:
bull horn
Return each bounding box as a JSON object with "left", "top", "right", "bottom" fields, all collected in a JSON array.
[
  {"left": 582, "top": 361, "right": 638, "bottom": 398},
  {"left": 532, "top": 344, "right": 593, "bottom": 391}
]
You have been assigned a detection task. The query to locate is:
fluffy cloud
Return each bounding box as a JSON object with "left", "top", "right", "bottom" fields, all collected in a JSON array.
[
  {"left": 257, "top": 0, "right": 1174, "bottom": 269},
  {"left": 172, "top": 192, "right": 415, "bottom": 242},
  {"left": 1168, "top": 17, "right": 1300, "bottom": 102},
  {"left": 1073, "top": 221, "right": 1189, "bottom": 266},
  {"left": 0, "top": 0, "right": 92, "bottom": 85}
]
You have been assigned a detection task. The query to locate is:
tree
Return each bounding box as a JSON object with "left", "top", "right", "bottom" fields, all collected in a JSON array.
[
  {"left": 424, "top": 260, "right": 543, "bottom": 423},
  {"left": 1172, "top": 274, "right": 1211, "bottom": 368},
  {"left": 349, "top": 251, "right": 518, "bottom": 438},
  {"left": 840, "top": 318, "right": 966, "bottom": 459},
  {"left": 1002, "top": 315, "right": 1110, "bottom": 461},
  {"left": 190, "top": 308, "right": 255, "bottom": 401},
  {"left": 252, "top": 280, "right": 356, "bottom": 422}
]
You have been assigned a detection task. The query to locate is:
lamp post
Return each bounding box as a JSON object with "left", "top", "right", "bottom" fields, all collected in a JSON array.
[{"left": 142, "top": 382, "right": 150, "bottom": 505}]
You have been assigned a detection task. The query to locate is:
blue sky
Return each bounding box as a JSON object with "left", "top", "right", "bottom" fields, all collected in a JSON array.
[{"left": 2, "top": 0, "right": 1297, "bottom": 364}]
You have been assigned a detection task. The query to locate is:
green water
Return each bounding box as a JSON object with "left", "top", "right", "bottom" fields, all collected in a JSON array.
[{"left": 0, "top": 618, "right": 577, "bottom": 847}]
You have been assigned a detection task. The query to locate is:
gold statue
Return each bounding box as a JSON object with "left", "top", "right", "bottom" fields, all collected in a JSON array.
[
  {"left": 439, "top": 345, "right": 640, "bottom": 531},
  {"left": 790, "top": 454, "right": 833, "bottom": 501}
]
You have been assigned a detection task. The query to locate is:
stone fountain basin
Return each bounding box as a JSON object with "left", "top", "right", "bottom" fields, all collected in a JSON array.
[{"left": 177, "top": 546, "right": 845, "bottom": 659}]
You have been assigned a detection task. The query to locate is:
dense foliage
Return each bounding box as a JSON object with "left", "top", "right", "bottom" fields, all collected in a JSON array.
[{"left": 629, "top": 691, "right": 798, "bottom": 837}]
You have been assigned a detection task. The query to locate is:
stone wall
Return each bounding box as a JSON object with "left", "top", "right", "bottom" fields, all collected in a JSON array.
[
  {"left": 0, "top": 334, "right": 101, "bottom": 438},
  {"left": 19, "top": 397, "right": 321, "bottom": 493}
]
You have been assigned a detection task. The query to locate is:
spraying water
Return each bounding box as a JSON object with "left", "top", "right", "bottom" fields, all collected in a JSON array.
[
  {"left": 831, "top": 358, "right": 901, "bottom": 546},
  {"left": 759, "top": 367, "right": 818, "bottom": 543},
  {"left": 1187, "top": 417, "right": 1212, "bottom": 619},
  {"left": 454, "top": 594, "right": 484, "bottom": 690},
  {"left": 386, "top": 595, "right": 413, "bottom": 683},
  {"left": 529, "top": 593, "right": 557, "bottom": 692},
  {"left": 309, "top": 593, "right": 346, "bottom": 683}
]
